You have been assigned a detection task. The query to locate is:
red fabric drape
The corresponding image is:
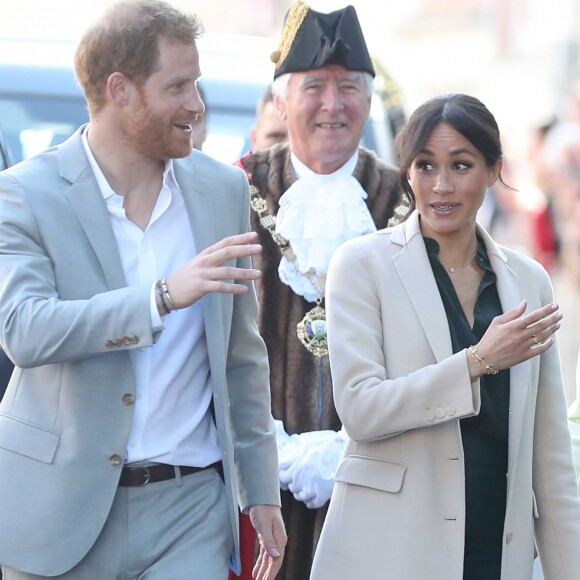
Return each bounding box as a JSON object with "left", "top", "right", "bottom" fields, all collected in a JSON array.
[{"left": 229, "top": 513, "right": 255, "bottom": 579}]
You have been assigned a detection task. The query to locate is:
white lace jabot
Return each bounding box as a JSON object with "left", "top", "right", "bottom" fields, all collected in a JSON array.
[{"left": 275, "top": 153, "right": 376, "bottom": 302}]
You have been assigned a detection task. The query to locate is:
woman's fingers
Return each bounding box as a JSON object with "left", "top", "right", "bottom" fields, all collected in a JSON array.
[
  {"left": 522, "top": 304, "right": 562, "bottom": 345},
  {"left": 520, "top": 303, "right": 560, "bottom": 330},
  {"left": 476, "top": 302, "right": 562, "bottom": 373}
]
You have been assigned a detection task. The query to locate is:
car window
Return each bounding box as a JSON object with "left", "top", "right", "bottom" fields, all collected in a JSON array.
[{"left": 0, "top": 96, "right": 88, "bottom": 162}]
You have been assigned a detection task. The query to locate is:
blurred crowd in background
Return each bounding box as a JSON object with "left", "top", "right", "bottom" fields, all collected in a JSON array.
[{"left": 487, "top": 83, "right": 580, "bottom": 405}]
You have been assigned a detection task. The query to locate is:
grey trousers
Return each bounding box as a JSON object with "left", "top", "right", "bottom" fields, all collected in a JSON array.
[{"left": 4, "top": 466, "right": 232, "bottom": 580}]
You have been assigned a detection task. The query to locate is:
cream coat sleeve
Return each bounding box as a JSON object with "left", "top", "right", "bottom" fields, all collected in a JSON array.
[
  {"left": 326, "top": 237, "right": 481, "bottom": 443},
  {"left": 567, "top": 346, "right": 580, "bottom": 493}
]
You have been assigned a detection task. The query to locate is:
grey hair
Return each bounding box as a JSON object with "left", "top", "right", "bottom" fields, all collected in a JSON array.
[
  {"left": 272, "top": 73, "right": 292, "bottom": 99},
  {"left": 272, "top": 71, "right": 374, "bottom": 100}
]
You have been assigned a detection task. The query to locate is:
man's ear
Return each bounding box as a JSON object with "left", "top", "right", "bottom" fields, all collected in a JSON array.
[
  {"left": 250, "top": 126, "right": 258, "bottom": 149},
  {"left": 273, "top": 93, "right": 287, "bottom": 121},
  {"left": 106, "top": 72, "right": 132, "bottom": 108}
]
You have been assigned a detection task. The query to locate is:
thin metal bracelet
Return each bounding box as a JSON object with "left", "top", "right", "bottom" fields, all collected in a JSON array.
[
  {"left": 468, "top": 346, "right": 499, "bottom": 375},
  {"left": 156, "top": 280, "right": 170, "bottom": 315},
  {"left": 160, "top": 278, "right": 176, "bottom": 312}
]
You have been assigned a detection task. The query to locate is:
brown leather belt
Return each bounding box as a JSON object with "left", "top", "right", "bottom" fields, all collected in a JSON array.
[{"left": 119, "top": 461, "right": 222, "bottom": 487}]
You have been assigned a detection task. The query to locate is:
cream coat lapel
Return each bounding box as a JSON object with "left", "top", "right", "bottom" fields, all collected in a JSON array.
[
  {"left": 477, "top": 225, "right": 530, "bottom": 496},
  {"left": 391, "top": 212, "right": 453, "bottom": 363},
  {"left": 60, "top": 127, "right": 126, "bottom": 291}
]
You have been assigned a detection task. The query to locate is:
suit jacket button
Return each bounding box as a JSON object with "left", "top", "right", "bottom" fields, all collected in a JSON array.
[
  {"left": 505, "top": 532, "right": 513, "bottom": 544},
  {"left": 121, "top": 336, "right": 131, "bottom": 345},
  {"left": 122, "top": 393, "right": 136, "bottom": 406},
  {"left": 105, "top": 340, "right": 115, "bottom": 348},
  {"left": 129, "top": 335, "right": 139, "bottom": 344},
  {"left": 109, "top": 454, "right": 123, "bottom": 466}
]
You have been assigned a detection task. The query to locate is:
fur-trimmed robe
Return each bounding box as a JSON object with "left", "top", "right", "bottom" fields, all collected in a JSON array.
[{"left": 238, "top": 144, "right": 403, "bottom": 580}]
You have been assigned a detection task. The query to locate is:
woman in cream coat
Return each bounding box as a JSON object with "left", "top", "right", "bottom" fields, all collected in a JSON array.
[{"left": 311, "top": 94, "right": 580, "bottom": 580}]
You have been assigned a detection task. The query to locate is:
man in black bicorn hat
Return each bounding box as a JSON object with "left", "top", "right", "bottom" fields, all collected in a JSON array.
[{"left": 234, "top": 3, "right": 408, "bottom": 578}]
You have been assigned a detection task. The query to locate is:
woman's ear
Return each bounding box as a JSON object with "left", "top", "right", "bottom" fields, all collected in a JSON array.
[{"left": 488, "top": 159, "right": 503, "bottom": 186}]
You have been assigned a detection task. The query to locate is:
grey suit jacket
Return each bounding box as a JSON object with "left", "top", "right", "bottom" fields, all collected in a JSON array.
[{"left": 0, "top": 127, "right": 279, "bottom": 576}]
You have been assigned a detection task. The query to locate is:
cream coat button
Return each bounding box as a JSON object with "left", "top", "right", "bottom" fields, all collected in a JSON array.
[
  {"left": 427, "top": 411, "right": 436, "bottom": 422},
  {"left": 109, "top": 454, "right": 123, "bottom": 466},
  {"left": 505, "top": 532, "right": 513, "bottom": 544},
  {"left": 447, "top": 407, "right": 456, "bottom": 416},
  {"left": 436, "top": 407, "right": 445, "bottom": 419},
  {"left": 122, "top": 393, "right": 135, "bottom": 406}
]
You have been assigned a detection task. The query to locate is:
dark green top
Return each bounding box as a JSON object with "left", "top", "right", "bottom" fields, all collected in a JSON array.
[{"left": 425, "top": 236, "right": 510, "bottom": 580}]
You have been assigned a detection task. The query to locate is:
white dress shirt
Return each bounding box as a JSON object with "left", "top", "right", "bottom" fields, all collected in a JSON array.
[{"left": 82, "top": 128, "right": 221, "bottom": 467}]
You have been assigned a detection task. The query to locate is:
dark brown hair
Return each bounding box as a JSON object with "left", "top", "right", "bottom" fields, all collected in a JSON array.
[
  {"left": 74, "top": 0, "right": 203, "bottom": 113},
  {"left": 394, "top": 93, "right": 507, "bottom": 211}
]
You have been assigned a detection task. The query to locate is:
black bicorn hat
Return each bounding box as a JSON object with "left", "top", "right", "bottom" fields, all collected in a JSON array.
[{"left": 271, "top": 2, "right": 375, "bottom": 79}]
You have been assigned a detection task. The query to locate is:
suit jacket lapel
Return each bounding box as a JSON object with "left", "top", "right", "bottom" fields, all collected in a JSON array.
[
  {"left": 391, "top": 212, "right": 453, "bottom": 363},
  {"left": 175, "top": 158, "right": 226, "bottom": 387},
  {"left": 175, "top": 158, "right": 216, "bottom": 256},
  {"left": 60, "top": 127, "right": 126, "bottom": 290}
]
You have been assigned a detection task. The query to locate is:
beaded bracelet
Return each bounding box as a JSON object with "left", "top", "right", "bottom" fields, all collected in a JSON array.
[
  {"left": 156, "top": 279, "right": 171, "bottom": 315},
  {"left": 468, "top": 346, "right": 499, "bottom": 375},
  {"left": 160, "top": 278, "right": 176, "bottom": 312}
]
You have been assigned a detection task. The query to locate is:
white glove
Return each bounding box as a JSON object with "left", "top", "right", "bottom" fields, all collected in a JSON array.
[
  {"left": 274, "top": 419, "right": 292, "bottom": 451},
  {"left": 280, "top": 428, "right": 347, "bottom": 509},
  {"left": 278, "top": 429, "right": 335, "bottom": 488},
  {"left": 274, "top": 420, "right": 303, "bottom": 490}
]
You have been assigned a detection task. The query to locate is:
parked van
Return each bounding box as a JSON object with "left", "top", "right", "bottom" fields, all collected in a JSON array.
[
  {"left": 0, "top": 127, "right": 10, "bottom": 170},
  {"left": 0, "top": 35, "right": 397, "bottom": 166}
]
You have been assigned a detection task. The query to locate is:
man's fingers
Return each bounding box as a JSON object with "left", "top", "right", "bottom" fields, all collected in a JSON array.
[
  {"left": 207, "top": 231, "right": 259, "bottom": 250},
  {"left": 211, "top": 266, "right": 261, "bottom": 282},
  {"left": 201, "top": 232, "right": 261, "bottom": 260},
  {"left": 200, "top": 243, "right": 262, "bottom": 268},
  {"left": 252, "top": 549, "right": 268, "bottom": 580},
  {"left": 250, "top": 505, "right": 286, "bottom": 580}
]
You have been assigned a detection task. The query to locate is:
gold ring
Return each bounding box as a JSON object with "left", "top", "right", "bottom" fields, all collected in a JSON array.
[{"left": 531, "top": 334, "right": 539, "bottom": 345}]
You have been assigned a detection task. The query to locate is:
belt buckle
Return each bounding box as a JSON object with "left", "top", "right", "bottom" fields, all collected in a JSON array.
[{"left": 129, "top": 465, "right": 151, "bottom": 487}]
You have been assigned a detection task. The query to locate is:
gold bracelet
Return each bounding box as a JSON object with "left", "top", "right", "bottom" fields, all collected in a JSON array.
[
  {"left": 160, "top": 278, "right": 176, "bottom": 312},
  {"left": 468, "top": 346, "right": 499, "bottom": 375}
]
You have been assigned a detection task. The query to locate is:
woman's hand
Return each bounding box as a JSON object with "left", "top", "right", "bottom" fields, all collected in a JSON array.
[{"left": 468, "top": 300, "right": 562, "bottom": 379}]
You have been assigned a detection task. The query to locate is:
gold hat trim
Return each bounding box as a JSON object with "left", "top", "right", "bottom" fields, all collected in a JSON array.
[{"left": 271, "top": 1, "right": 310, "bottom": 69}]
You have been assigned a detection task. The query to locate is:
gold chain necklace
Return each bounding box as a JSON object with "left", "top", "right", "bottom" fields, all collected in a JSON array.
[{"left": 249, "top": 183, "right": 328, "bottom": 357}]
